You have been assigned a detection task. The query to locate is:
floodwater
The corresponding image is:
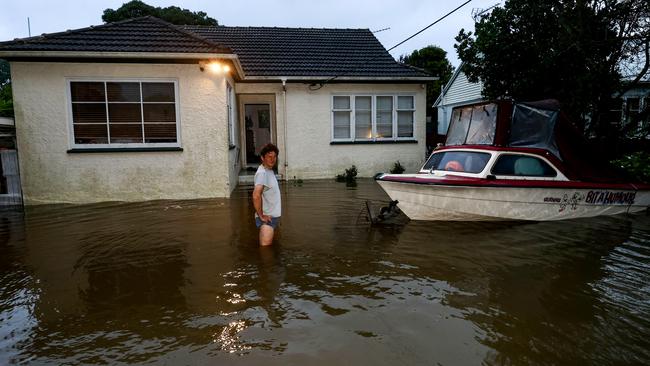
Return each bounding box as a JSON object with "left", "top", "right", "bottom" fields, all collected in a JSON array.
[{"left": 1, "top": 179, "right": 649, "bottom": 365}]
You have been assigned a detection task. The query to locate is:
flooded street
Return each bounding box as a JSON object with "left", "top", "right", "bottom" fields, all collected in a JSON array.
[{"left": 1, "top": 179, "right": 650, "bottom": 365}]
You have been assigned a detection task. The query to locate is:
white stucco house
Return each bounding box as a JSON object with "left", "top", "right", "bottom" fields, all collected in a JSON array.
[
  {"left": 433, "top": 63, "right": 483, "bottom": 135},
  {"left": 0, "top": 17, "right": 433, "bottom": 205}
]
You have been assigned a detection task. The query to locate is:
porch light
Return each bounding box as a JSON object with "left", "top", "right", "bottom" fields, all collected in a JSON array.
[{"left": 199, "top": 60, "right": 231, "bottom": 74}]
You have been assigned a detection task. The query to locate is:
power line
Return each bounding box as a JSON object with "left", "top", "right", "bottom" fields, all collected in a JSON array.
[
  {"left": 311, "top": 0, "right": 473, "bottom": 89},
  {"left": 387, "top": 0, "right": 473, "bottom": 52}
]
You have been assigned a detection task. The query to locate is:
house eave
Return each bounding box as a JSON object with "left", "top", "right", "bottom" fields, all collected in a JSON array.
[
  {"left": 241, "top": 75, "right": 437, "bottom": 82},
  {"left": 0, "top": 50, "right": 246, "bottom": 79}
]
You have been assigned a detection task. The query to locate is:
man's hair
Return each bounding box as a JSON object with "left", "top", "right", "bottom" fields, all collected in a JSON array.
[{"left": 260, "top": 143, "right": 279, "bottom": 157}]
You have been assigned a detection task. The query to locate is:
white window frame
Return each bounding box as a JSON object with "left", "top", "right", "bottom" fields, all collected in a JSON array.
[
  {"left": 331, "top": 95, "right": 353, "bottom": 141},
  {"left": 354, "top": 95, "right": 373, "bottom": 141},
  {"left": 226, "top": 82, "right": 236, "bottom": 147},
  {"left": 331, "top": 93, "right": 416, "bottom": 142},
  {"left": 396, "top": 95, "right": 416, "bottom": 138},
  {"left": 66, "top": 78, "right": 181, "bottom": 149}
]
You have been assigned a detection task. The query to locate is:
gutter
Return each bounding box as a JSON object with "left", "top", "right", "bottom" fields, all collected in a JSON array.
[
  {"left": 241, "top": 75, "right": 438, "bottom": 82},
  {"left": 0, "top": 51, "right": 247, "bottom": 80}
]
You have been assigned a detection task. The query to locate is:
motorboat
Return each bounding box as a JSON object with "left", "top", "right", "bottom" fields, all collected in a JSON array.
[{"left": 375, "top": 100, "right": 650, "bottom": 221}]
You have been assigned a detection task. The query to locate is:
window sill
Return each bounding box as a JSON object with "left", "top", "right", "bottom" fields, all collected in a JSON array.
[
  {"left": 330, "top": 140, "right": 418, "bottom": 145},
  {"left": 67, "top": 147, "right": 183, "bottom": 153}
]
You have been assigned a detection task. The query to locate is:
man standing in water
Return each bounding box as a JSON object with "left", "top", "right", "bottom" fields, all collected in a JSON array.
[{"left": 252, "top": 143, "right": 281, "bottom": 246}]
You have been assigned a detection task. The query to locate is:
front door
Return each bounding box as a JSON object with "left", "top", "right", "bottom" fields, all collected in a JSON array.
[{"left": 244, "top": 104, "right": 272, "bottom": 166}]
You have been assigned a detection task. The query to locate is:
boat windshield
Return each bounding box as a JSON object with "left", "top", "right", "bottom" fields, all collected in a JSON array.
[
  {"left": 422, "top": 151, "right": 491, "bottom": 173},
  {"left": 446, "top": 103, "right": 497, "bottom": 146}
]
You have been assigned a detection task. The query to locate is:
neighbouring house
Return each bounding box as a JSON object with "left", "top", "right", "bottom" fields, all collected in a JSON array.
[
  {"left": 602, "top": 81, "right": 650, "bottom": 137},
  {"left": 0, "top": 16, "right": 433, "bottom": 205},
  {"left": 433, "top": 63, "right": 484, "bottom": 136},
  {"left": 435, "top": 64, "right": 650, "bottom": 143}
]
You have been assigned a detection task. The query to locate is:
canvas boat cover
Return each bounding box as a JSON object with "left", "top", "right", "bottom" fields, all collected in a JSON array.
[{"left": 445, "top": 99, "right": 630, "bottom": 183}]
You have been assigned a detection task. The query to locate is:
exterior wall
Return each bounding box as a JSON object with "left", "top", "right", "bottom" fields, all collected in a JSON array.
[
  {"left": 436, "top": 71, "right": 483, "bottom": 134},
  {"left": 11, "top": 62, "right": 232, "bottom": 204},
  {"left": 237, "top": 82, "right": 427, "bottom": 179}
]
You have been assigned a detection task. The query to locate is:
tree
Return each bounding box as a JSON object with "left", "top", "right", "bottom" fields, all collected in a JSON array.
[
  {"left": 399, "top": 46, "right": 454, "bottom": 117},
  {"left": 0, "top": 84, "right": 13, "bottom": 118},
  {"left": 102, "top": 0, "right": 218, "bottom": 25},
  {"left": 0, "top": 60, "right": 12, "bottom": 117},
  {"left": 454, "top": 0, "right": 649, "bottom": 139},
  {"left": 0, "top": 59, "right": 9, "bottom": 88}
]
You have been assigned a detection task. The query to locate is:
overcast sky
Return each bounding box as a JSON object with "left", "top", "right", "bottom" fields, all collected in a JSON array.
[{"left": 0, "top": 0, "right": 500, "bottom": 67}]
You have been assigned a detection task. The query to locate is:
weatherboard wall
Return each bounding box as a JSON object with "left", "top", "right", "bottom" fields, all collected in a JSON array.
[{"left": 436, "top": 70, "right": 484, "bottom": 134}]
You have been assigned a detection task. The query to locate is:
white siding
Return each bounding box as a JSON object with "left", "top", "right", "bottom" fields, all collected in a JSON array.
[
  {"left": 436, "top": 71, "right": 484, "bottom": 134},
  {"left": 439, "top": 72, "right": 483, "bottom": 106}
]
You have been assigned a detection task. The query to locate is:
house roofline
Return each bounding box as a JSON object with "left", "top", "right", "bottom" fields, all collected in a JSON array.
[
  {"left": 241, "top": 75, "right": 437, "bottom": 82},
  {"left": 0, "top": 51, "right": 246, "bottom": 79}
]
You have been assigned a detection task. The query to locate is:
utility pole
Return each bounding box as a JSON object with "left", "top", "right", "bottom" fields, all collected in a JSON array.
[{"left": 28, "top": 17, "right": 31, "bottom": 37}]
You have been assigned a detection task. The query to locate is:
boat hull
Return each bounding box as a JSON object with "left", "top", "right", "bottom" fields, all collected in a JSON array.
[{"left": 377, "top": 180, "right": 650, "bottom": 221}]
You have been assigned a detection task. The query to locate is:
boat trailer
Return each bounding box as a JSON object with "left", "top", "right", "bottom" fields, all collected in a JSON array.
[{"left": 365, "top": 200, "right": 401, "bottom": 224}]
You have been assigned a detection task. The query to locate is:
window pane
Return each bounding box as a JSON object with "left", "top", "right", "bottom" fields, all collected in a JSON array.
[
  {"left": 71, "top": 82, "right": 105, "bottom": 102},
  {"left": 142, "top": 83, "right": 174, "bottom": 102},
  {"left": 144, "top": 124, "right": 177, "bottom": 143},
  {"left": 73, "top": 124, "right": 108, "bottom": 144},
  {"left": 333, "top": 111, "right": 350, "bottom": 139},
  {"left": 445, "top": 107, "right": 471, "bottom": 145},
  {"left": 376, "top": 111, "right": 392, "bottom": 138},
  {"left": 491, "top": 155, "right": 556, "bottom": 177},
  {"left": 425, "top": 151, "right": 491, "bottom": 173},
  {"left": 355, "top": 96, "right": 371, "bottom": 110},
  {"left": 355, "top": 96, "right": 371, "bottom": 139},
  {"left": 398, "top": 96, "right": 413, "bottom": 109},
  {"left": 397, "top": 111, "right": 413, "bottom": 137},
  {"left": 72, "top": 103, "right": 107, "bottom": 123},
  {"left": 109, "top": 104, "right": 141, "bottom": 123},
  {"left": 143, "top": 104, "right": 176, "bottom": 122},
  {"left": 107, "top": 82, "right": 140, "bottom": 102},
  {"left": 377, "top": 96, "right": 393, "bottom": 110},
  {"left": 466, "top": 104, "right": 497, "bottom": 145},
  {"left": 333, "top": 96, "right": 350, "bottom": 110},
  {"left": 627, "top": 98, "right": 640, "bottom": 111},
  {"left": 109, "top": 124, "right": 142, "bottom": 143},
  {"left": 355, "top": 111, "right": 372, "bottom": 139}
]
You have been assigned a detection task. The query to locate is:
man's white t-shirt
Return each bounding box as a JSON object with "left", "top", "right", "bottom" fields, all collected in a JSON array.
[{"left": 254, "top": 165, "right": 281, "bottom": 218}]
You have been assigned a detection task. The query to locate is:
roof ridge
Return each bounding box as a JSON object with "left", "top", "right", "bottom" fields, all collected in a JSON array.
[
  {"left": 185, "top": 24, "right": 371, "bottom": 31},
  {"left": 398, "top": 62, "right": 434, "bottom": 76},
  {"left": 2, "top": 16, "right": 153, "bottom": 45},
  {"left": 147, "top": 16, "right": 232, "bottom": 53}
]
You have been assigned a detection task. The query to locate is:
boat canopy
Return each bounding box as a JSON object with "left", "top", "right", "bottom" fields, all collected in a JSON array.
[
  {"left": 444, "top": 99, "right": 629, "bottom": 183},
  {"left": 445, "top": 99, "right": 561, "bottom": 159},
  {"left": 508, "top": 101, "right": 560, "bottom": 159}
]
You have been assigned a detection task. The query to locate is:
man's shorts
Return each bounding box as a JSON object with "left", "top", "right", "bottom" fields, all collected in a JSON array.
[{"left": 255, "top": 216, "right": 281, "bottom": 229}]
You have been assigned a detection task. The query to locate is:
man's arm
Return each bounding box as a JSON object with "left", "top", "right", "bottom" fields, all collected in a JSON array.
[{"left": 252, "top": 184, "right": 270, "bottom": 222}]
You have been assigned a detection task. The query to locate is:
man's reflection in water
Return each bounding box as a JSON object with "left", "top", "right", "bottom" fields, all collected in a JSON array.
[{"left": 256, "top": 245, "right": 285, "bottom": 326}]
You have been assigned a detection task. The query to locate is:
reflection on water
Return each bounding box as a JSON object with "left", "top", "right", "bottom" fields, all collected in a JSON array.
[{"left": 1, "top": 179, "right": 649, "bottom": 365}]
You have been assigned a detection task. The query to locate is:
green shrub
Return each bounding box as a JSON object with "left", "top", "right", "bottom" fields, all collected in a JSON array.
[
  {"left": 390, "top": 160, "right": 405, "bottom": 174},
  {"left": 612, "top": 151, "right": 650, "bottom": 183},
  {"left": 0, "top": 84, "right": 13, "bottom": 118},
  {"left": 336, "top": 165, "right": 357, "bottom": 182}
]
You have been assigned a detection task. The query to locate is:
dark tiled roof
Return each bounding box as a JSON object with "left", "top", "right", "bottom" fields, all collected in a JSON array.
[
  {"left": 0, "top": 17, "right": 430, "bottom": 79},
  {"left": 0, "top": 17, "right": 230, "bottom": 54},
  {"left": 185, "top": 25, "right": 429, "bottom": 78}
]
